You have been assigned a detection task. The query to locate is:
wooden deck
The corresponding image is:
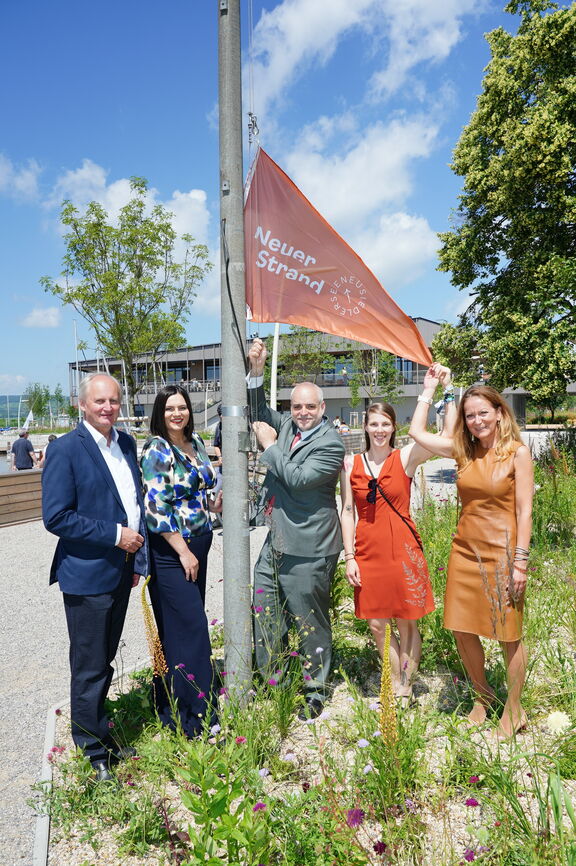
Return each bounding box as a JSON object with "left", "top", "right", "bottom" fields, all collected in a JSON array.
[{"left": 0, "top": 468, "right": 42, "bottom": 526}]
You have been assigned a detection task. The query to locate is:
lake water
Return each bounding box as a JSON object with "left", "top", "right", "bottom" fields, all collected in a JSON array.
[{"left": 0, "top": 455, "right": 9, "bottom": 474}]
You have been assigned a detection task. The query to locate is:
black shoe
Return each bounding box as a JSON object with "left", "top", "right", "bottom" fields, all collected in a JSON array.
[
  {"left": 298, "top": 698, "right": 324, "bottom": 721},
  {"left": 92, "top": 761, "right": 115, "bottom": 783},
  {"left": 110, "top": 745, "right": 137, "bottom": 763}
]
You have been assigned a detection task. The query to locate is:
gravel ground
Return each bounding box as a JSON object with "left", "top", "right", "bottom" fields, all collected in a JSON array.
[
  {"left": 0, "top": 455, "right": 458, "bottom": 866},
  {"left": 0, "top": 516, "right": 268, "bottom": 866}
]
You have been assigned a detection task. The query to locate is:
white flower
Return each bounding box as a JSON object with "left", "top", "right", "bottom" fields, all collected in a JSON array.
[
  {"left": 284, "top": 752, "right": 297, "bottom": 762},
  {"left": 258, "top": 767, "right": 270, "bottom": 777},
  {"left": 546, "top": 711, "right": 572, "bottom": 734},
  {"left": 210, "top": 723, "right": 221, "bottom": 735},
  {"left": 363, "top": 764, "right": 373, "bottom": 774},
  {"left": 315, "top": 646, "right": 324, "bottom": 654}
]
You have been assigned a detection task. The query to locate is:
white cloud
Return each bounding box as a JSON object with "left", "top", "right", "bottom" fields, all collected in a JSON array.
[
  {"left": 249, "top": 0, "right": 375, "bottom": 117},
  {"left": 369, "top": 0, "right": 485, "bottom": 99},
  {"left": 21, "top": 307, "right": 61, "bottom": 328},
  {"left": 46, "top": 159, "right": 211, "bottom": 245},
  {"left": 285, "top": 115, "right": 438, "bottom": 229},
  {"left": 0, "top": 154, "right": 41, "bottom": 200},
  {"left": 351, "top": 211, "right": 439, "bottom": 289},
  {"left": 247, "top": 0, "right": 485, "bottom": 116},
  {"left": 0, "top": 373, "right": 27, "bottom": 393}
]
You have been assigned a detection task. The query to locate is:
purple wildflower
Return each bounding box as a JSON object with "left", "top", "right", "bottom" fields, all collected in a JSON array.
[
  {"left": 465, "top": 797, "right": 479, "bottom": 807},
  {"left": 197, "top": 691, "right": 206, "bottom": 699},
  {"left": 357, "top": 738, "right": 369, "bottom": 748},
  {"left": 254, "top": 605, "right": 264, "bottom": 613},
  {"left": 346, "top": 808, "right": 365, "bottom": 828},
  {"left": 463, "top": 849, "right": 476, "bottom": 862},
  {"left": 258, "top": 767, "right": 270, "bottom": 777},
  {"left": 175, "top": 663, "right": 185, "bottom": 669},
  {"left": 468, "top": 775, "right": 480, "bottom": 784},
  {"left": 187, "top": 673, "right": 195, "bottom": 681},
  {"left": 255, "top": 588, "right": 265, "bottom": 594},
  {"left": 268, "top": 678, "right": 278, "bottom": 686},
  {"left": 373, "top": 841, "right": 387, "bottom": 855},
  {"left": 253, "top": 802, "right": 266, "bottom": 812}
]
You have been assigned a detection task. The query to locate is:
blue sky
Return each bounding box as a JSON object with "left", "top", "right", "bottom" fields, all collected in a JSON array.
[{"left": 0, "top": 0, "right": 521, "bottom": 394}]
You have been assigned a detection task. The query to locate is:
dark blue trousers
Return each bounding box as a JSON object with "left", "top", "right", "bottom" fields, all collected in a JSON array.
[
  {"left": 63, "top": 557, "right": 133, "bottom": 763},
  {"left": 148, "top": 531, "right": 216, "bottom": 737}
]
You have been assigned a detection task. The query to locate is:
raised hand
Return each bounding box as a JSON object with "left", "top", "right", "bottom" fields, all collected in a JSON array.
[{"left": 248, "top": 338, "right": 267, "bottom": 376}]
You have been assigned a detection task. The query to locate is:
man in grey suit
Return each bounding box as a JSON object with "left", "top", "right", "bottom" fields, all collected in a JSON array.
[{"left": 248, "top": 338, "right": 345, "bottom": 719}]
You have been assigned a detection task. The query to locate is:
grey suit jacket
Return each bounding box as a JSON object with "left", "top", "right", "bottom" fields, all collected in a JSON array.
[{"left": 253, "top": 386, "right": 345, "bottom": 557}]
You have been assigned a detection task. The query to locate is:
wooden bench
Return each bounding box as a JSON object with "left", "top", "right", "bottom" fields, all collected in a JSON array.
[{"left": 0, "top": 469, "right": 43, "bottom": 527}]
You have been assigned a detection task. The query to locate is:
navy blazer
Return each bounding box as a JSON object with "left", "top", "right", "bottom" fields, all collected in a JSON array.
[{"left": 42, "top": 421, "right": 149, "bottom": 595}]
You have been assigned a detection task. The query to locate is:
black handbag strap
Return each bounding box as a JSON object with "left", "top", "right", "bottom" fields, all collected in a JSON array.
[{"left": 362, "top": 453, "right": 423, "bottom": 552}]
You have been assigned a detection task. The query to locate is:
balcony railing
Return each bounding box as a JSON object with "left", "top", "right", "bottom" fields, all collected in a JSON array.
[{"left": 277, "top": 369, "right": 428, "bottom": 389}]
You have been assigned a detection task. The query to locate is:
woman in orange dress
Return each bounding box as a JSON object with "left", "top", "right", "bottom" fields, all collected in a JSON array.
[
  {"left": 340, "top": 365, "right": 454, "bottom": 704},
  {"left": 409, "top": 377, "right": 533, "bottom": 738}
]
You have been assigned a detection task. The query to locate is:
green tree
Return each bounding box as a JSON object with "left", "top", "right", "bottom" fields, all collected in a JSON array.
[
  {"left": 340, "top": 345, "right": 404, "bottom": 407},
  {"left": 52, "top": 383, "right": 66, "bottom": 417},
  {"left": 42, "top": 177, "right": 212, "bottom": 414},
  {"left": 23, "top": 383, "right": 51, "bottom": 422},
  {"left": 438, "top": 2, "right": 576, "bottom": 405},
  {"left": 275, "top": 326, "right": 334, "bottom": 387},
  {"left": 431, "top": 323, "right": 483, "bottom": 388}
]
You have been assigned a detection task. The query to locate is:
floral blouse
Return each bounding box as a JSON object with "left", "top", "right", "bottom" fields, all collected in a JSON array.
[{"left": 140, "top": 434, "right": 217, "bottom": 538}]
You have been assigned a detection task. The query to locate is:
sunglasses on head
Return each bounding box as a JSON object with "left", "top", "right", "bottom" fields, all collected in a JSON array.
[{"left": 367, "top": 478, "right": 378, "bottom": 504}]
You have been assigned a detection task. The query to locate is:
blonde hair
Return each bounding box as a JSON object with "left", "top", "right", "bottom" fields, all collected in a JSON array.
[{"left": 453, "top": 385, "right": 522, "bottom": 471}]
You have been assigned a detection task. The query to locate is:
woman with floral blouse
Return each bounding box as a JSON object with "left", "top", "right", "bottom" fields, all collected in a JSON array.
[{"left": 140, "top": 385, "right": 222, "bottom": 737}]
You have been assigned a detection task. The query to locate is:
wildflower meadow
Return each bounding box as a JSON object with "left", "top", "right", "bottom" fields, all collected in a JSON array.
[{"left": 33, "top": 437, "right": 576, "bottom": 865}]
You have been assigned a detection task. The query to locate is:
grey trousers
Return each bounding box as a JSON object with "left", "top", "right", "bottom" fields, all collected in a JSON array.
[{"left": 253, "top": 534, "right": 339, "bottom": 702}]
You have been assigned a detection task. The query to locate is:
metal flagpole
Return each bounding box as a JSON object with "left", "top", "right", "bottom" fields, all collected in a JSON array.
[
  {"left": 218, "top": 0, "right": 252, "bottom": 699},
  {"left": 270, "top": 322, "right": 280, "bottom": 410}
]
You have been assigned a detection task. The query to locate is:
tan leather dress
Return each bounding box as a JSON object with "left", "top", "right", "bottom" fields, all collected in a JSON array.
[{"left": 444, "top": 443, "right": 523, "bottom": 642}]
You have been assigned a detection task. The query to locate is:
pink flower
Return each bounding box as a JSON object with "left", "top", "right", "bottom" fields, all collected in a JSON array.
[
  {"left": 253, "top": 801, "right": 266, "bottom": 812},
  {"left": 254, "top": 605, "right": 264, "bottom": 613},
  {"left": 268, "top": 678, "right": 278, "bottom": 686},
  {"left": 55, "top": 708, "right": 62, "bottom": 716},
  {"left": 197, "top": 691, "right": 206, "bottom": 699},
  {"left": 463, "top": 849, "right": 476, "bottom": 862},
  {"left": 175, "top": 663, "right": 185, "bottom": 669},
  {"left": 108, "top": 721, "right": 115, "bottom": 729},
  {"left": 468, "top": 775, "right": 480, "bottom": 784},
  {"left": 465, "top": 797, "right": 479, "bottom": 807},
  {"left": 289, "top": 651, "right": 299, "bottom": 657},
  {"left": 255, "top": 588, "right": 265, "bottom": 594},
  {"left": 187, "top": 673, "right": 195, "bottom": 681},
  {"left": 235, "top": 736, "right": 247, "bottom": 745},
  {"left": 303, "top": 674, "right": 311, "bottom": 681}
]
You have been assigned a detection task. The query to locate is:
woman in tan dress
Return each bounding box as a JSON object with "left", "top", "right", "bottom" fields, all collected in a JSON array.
[{"left": 409, "top": 377, "right": 533, "bottom": 738}]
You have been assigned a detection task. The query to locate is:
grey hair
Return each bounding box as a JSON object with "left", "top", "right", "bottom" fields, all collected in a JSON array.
[
  {"left": 78, "top": 372, "right": 123, "bottom": 403},
  {"left": 290, "top": 381, "right": 324, "bottom": 403}
]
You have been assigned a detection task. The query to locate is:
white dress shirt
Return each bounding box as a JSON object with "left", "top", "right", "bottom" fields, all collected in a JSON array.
[{"left": 83, "top": 420, "right": 141, "bottom": 545}]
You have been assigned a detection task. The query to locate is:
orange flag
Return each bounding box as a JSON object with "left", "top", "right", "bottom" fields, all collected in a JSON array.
[{"left": 244, "top": 147, "right": 432, "bottom": 367}]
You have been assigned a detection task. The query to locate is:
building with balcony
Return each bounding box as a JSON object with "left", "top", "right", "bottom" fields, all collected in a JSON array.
[{"left": 68, "top": 318, "right": 526, "bottom": 429}]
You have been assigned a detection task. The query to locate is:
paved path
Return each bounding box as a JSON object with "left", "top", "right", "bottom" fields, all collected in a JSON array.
[{"left": 0, "top": 451, "right": 490, "bottom": 864}]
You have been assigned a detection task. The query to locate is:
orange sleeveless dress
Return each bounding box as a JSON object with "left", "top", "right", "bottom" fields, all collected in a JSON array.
[
  {"left": 350, "top": 450, "right": 435, "bottom": 620},
  {"left": 444, "top": 444, "right": 523, "bottom": 641}
]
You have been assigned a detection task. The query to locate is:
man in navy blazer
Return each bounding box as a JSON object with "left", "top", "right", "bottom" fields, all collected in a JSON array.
[{"left": 42, "top": 373, "right": 148, "bottom": 781}]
